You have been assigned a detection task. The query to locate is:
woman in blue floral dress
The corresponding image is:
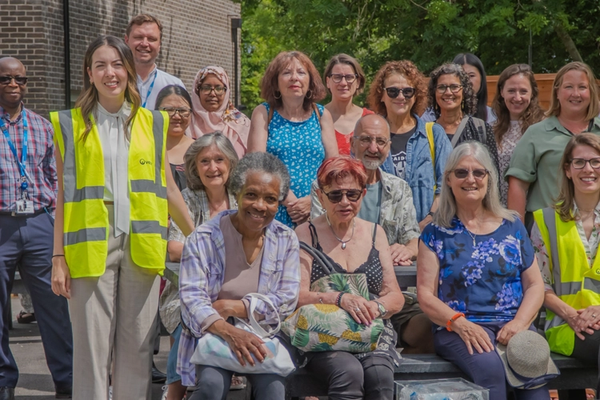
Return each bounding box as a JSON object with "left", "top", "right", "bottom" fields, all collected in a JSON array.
[
  {"left": 248, "top": 51, "right": 338, "bottom": 227},
  {"left": 417, "top": 142, "right": 550, "bottom": 400}
]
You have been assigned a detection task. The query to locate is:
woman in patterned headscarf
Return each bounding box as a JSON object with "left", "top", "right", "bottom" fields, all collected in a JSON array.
[{"left": 190, "top": 66, "right": 250, "bottom": 158}]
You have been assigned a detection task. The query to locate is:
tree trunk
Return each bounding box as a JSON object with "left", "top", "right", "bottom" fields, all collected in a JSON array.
[{"left": 554, "top": 22, "right": 583, "bottom": 62}]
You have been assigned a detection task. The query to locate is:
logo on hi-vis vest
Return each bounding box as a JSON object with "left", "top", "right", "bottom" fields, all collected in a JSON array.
[{"left": 139, "top": 159, "right": 153, "bottom": 165}]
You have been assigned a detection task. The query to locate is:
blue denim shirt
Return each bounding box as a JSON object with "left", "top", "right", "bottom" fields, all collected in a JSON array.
[{"left": 381, "top": 115, "right": 451, "bottom": 221}]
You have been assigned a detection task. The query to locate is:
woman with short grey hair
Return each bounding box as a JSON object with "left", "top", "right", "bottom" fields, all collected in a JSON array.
[
  {"left": 417, "top": 141, "right": 548, "bottom": 400},
  {"left": 178, "top": 152, "right": 300, "bottom": 399}
]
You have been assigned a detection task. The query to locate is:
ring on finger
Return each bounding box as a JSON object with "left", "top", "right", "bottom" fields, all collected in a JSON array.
[
  {"left": 593, "top": 314, "right": 597, "bottom": 318},
  {"left": 355, "top": 307, "right": 361, "bottom": 312}
]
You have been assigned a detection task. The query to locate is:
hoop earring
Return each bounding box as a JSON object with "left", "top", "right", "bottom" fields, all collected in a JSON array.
[
  {"left": 274, "top": 91, "right": 281, "bottom": 100},
  {"left": 306, "top": 90, "right": 313, "bottom": 99}
]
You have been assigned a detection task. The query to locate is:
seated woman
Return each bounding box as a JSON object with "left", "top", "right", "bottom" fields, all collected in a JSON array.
[
  {"left": 417, "top": 141, "right": 549, "bottom": 400},
  {"left": 160, "top": 132, "right": 239, "bottom": 400},
  {"left": 295, "top": 156, "right": 404, "bottom": 400},
  {"left": 178, "top": 152, "right": 300, "bottom": 400},
  {"left": 531, "top": 133, "right": 600, "bottom": 398}
]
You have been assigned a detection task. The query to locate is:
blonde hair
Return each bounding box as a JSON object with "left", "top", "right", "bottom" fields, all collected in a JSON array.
[
  {"left": 75, "top": 35, "right": 141, "bottom": 141},
  {"left": 433, "top": 141, "right": 518, "bottom": 228},
  {"left": 546, "top": 61, "right": 600, "bottom": 120}
]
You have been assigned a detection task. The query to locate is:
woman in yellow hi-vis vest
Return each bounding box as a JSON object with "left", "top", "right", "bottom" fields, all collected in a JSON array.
[
  {"left": 532, "top": 133, "right": 600, "bottom": 397},
  {"left": 49, "top": 35, "right": 194, "bottom": 400}
]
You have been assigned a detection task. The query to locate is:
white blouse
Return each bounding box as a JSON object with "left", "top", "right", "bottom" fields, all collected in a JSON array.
[{"left": 95, "top": 102, "right": 131, "bottom": 237}]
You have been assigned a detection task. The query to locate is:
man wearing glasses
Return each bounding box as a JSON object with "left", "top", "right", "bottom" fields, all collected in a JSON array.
[
  {"left": 0, "top": 57, "right": 73, "bottom": 400},
  {"left": 125, "top": 14, "right": 185, "bottom": 109}
]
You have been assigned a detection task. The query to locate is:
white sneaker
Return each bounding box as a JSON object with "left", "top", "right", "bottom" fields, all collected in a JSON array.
[
  {"left": 161, "top": 385, "right": 169, "bottom": 400},
  {"left": 108, "top": 386, "right": 112, "bottom": 400}
]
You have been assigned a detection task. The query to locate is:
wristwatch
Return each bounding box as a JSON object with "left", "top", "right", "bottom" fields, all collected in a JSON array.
[{"left": 374, "top": 301, "right": 386, "bottom": 317}]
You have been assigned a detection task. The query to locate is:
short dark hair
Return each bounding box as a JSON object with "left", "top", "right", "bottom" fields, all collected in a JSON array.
[
  {"left": 126, "top": 14, "right": 163, "bottom": 41},
  {"left": 453, "top": 53, "right": 488, "bottom": 121},
  {"left": 323, "top": 53, "right": 366, "bottom": 95},
  {"left": 260, "top": 51, "right": 326, "bottom": 112},
  {"left": 155, "top": 85, "right": 193, "bottom": 111}
]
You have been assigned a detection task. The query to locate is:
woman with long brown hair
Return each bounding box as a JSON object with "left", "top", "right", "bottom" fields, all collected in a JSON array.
[{"left": 49, "top": 35, "right": 193, "bottom": 399}]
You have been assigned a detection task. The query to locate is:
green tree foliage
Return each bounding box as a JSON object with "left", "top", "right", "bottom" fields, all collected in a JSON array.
[{"left": 241, "top": 0, "right": 600, "bottom": 111}]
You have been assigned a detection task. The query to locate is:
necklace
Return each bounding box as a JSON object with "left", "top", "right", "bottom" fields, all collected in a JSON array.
[
  {"left": 465, "top": 228, "right": 477, "bottom": 246},
  {"left": 326, "top": 214, "right": 355, "bottom": 250}
]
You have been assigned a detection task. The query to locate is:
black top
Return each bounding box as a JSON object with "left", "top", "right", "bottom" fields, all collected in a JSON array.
[
  {"left": 170, "top": 163, "right": 187, "bottom": 192},
  {"left": 390, "top": 126, "right": 416, "bottom": 179},
  {"left": 308, "top": 222, "right": 383, "bottom": 295}
]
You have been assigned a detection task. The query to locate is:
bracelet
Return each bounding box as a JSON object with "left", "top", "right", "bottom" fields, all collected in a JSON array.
[
  {"left": 336, "top": 293, "right": 344, "bottom": 307},
  {"left": 52, "top": 254, "right": 65, "bottom": 258},
  {"left": 446, "top": 312, "right": 465, "bottom": 331},
  {"left": 427, "top": 211, "right": 434, "bottom": 217}
]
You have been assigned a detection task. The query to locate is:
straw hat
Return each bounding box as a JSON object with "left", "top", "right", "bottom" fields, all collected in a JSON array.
[{"left": 496, "top": 330, "right": 560, "bottom": 389}]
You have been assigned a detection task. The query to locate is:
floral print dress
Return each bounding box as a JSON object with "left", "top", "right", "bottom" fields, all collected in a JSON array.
[{"left": 421, "top": 217, "right": 535, "bottom": 323}]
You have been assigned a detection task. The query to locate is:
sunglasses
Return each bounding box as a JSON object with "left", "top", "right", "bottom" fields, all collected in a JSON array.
[
  {"left": 198, "top": 85, "right": 226, "bottom": 95},
  {"left": 160, "top": 107, "right": 192, "bottom": 118},
  {"left": 384, "top": 87, "right": 416, "bottom": 99},
  {"left": 321, "top": 189, "right": 363, "bottom": 203},
  {"left": 570, "top": 158, "right": 600, "bottom": 169},
  {"left": 452, "top": 168, "right": 489, "bottom": 180},
  {"left": 436, "top": 84, "right": 463, "bottom": 94},
  {"left": 0, "top": 76, "right": 28, "bottom": 85},
  {"left": 329, "top": 73, "right": 357, "bottom": 84}
]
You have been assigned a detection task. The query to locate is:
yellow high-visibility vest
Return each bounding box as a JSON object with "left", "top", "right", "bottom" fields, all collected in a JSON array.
[
  {"left": 50, "top": 107, "right": 169, "bottom": 278},
  {"left": 533, "top": 207, "right": 600, "bottom": 355}
]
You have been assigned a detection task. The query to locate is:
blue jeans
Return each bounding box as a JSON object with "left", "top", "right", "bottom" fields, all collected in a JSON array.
[{"left": 167, "top": 324, "right": 182, "bottom": 384}]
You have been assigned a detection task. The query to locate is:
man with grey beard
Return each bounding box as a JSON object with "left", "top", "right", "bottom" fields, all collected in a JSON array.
[{"left": 310, "top": 113, "right": 434, "bottom": 354}]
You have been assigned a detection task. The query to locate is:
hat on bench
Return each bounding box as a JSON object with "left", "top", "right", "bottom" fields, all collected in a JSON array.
[{"left": 496, "top": 330, "right": 560, "bottom": 389}]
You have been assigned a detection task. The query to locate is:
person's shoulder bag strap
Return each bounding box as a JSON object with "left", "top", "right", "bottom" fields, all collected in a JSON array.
[
  {"left": 451, "top": 116, "right": 470, "bottom": 147},
  {"left": 425, "top": 122, "right": 436, "bottom": 192}
]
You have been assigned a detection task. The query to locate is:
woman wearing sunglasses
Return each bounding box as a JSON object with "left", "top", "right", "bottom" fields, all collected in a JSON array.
[
  {"left": 323, "top": 54, "right": 374, "bottom": 155},
  {"left": 190, "top": 66, "right": 250, "bottom": 158},
  {"left": 428, "top": 63, "right": 500, "bottom": 177},
  {"left": 418, "top": 142, "right": 549, "bottom": 400},
  {"left": 295, "top": 156, "right": 404, "bottom": 400},
  {"left": 367, "top": 60, "right": 452, "bottom": 229},
  {"left": 531, "top": 133, "right": 600, "bottom": 399}
]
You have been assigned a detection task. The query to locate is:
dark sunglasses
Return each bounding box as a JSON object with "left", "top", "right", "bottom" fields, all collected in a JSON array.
[
  {"left": 452, "top": 168, "right": 489, "bottom": 180},
  {"left": 0, "top": 76, "right": 28, "bottom": 85},
  {"left": 321, "top": 189, "right": 363, "bottom": 203},
  {"left": 384, "top": 87, "right": 416, "bottom": 99}
]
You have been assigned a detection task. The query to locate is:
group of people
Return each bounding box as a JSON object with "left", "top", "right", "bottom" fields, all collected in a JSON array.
[{"left": 1, "top": 10, "right": 600, "bottom": 400}]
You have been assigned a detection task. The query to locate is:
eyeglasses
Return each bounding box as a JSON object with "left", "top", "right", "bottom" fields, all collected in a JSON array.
[
  {"left": 452, "top": 168, "right": 489, "bottom": 180},
  {"left": 436, "top": 84, "right": 463, "bottom": 94},
  {"left": 353, "top": 136, "right": 389, "bottom": 148},
  {"left": 198, "top": 85, "right": 226, "bottom": 95},
  {"left": 160, "top": 107, "right": 192, "bottom": 118},
  {"left": 329, "top": 73, "right": 357, "bottom": 84},
  {"left": 571, "top": 158, "right": 600, "bottom": 169},
  {"left": 0, "top": 76, "right": 28, "bottom": 85},
  {"left": 384, "top": 87, "right": 416, "bottom": 99},
  {"left": 321, "top": 189, "right": 363, "bottom": 203}
]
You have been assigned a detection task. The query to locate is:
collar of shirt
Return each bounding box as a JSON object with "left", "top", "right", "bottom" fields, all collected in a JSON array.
[
  {"left": 137, "top": 65, "right": 158, "bottom": 85},
  {"left": 0, "top": 103, "right": 24, "bottom": 124}
]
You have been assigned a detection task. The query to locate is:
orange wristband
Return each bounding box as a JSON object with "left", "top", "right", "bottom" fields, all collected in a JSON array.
[{"left": 446, "top": 312, "right": 465, "bottom": 331}]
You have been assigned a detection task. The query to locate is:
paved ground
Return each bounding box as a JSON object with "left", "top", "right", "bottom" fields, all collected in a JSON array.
[{"left": 8, "top": 296, "right": 248, "bottom": 400}]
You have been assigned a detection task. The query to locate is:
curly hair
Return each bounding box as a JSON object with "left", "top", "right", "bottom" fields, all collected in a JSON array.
[
  {"left": 260, "top": 51, "right": 326, "bottom": 112},
  {"left": 228, "top": 152, "right": 291, "bottom": 201},
  {"left": 492, "top": 64, "right": 544, "bottom": 146},
  {"left": 367, "top": 60, "right": 427, "bottom": 117},
  {"left": 428, "top": 63, "right": 476, "bottom": 120}
]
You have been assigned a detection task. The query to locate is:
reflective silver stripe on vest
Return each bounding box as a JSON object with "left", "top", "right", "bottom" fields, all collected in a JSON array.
[
  {"left": 57, "top": 111, "right": 104, "bottom": 203},
  {"left": 131, "top": 220, "right": 168, "bottom": 240},
  {"left": 584, "top": 277, "right": 600, "bottom": 293},
  {"left": 64, "top": 227, "right": 107, "bottom": 246},
  {"left": 129, "top": 111, "right": 167, "bottom": 198},
  {"left": 130, "top": 179, "right": 167, "bottom": 198}
]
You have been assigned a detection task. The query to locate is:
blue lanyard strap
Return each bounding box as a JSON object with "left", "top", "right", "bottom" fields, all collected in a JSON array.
[
  {"left": 0, "top": 109, "right": 29, "bottom": 185},
  {"left": 141, "top": 69, "right": 158, "bottom": 108}
]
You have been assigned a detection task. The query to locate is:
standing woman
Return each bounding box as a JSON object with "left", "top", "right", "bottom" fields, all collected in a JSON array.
[
  {"left": 428, "top": 63, "right": 500, "bottom": 176},
  {"left": 189, "top": 66, "right": 250, "bottom": 159},
  {"left": 323, "top": 53, "right": 373, "bottom": 155},
  {"left": 248, "top": 51, "right": 338, "bottom": 227},
  {"left": 156, "top": 85, "right": 195, "bottom": 190},
  {"left": 452, "top": 53, "right": 496, "bottom": 124},
  {"left": 491, "top": 64, "right": 545, "bottom": 206},
  {"left": 49, "top": 35, "right": 194, "bottom": 400},
  {"left": 367, "top": 60, "right": 452, "bottom": 229},
  {"left": 506, "top": 62, "right": 600, "bottom": 229}
]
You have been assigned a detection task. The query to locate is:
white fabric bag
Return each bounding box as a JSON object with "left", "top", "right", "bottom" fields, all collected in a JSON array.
[{"left": 190, "top": 293, "right": 296, "bottom": 376}]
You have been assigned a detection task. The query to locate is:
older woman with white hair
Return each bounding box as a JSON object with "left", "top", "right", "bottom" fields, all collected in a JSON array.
[
  {"left": 178, "top": 152, "right": 300, "bottom": 400},
  {"left": 417, "top": 142, "right": 549, "bottom": 400}
]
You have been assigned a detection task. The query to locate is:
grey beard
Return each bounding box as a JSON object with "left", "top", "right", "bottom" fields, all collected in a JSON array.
[{"left": 362, "top": 159, "right": 383, "bottom": 170}]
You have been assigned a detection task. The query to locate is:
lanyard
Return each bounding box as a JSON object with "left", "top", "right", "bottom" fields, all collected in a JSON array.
[
  {"left": 0, "top": 109, "right": 29, "bottom": 189},
  {"left": 141, "top": 69, "right": 158, "bottom": 108}
]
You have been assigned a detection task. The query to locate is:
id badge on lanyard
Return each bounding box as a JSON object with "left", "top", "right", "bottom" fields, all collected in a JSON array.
[{"left": 1, "top": 109, "right": 34, "bottom": 214}]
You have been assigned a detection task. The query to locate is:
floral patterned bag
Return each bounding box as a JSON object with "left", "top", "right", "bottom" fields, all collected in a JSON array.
[{"left": 281, "top": 242, "right": 384, "bottom": 353}]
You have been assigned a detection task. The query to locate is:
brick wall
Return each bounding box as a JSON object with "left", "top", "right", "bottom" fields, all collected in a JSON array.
[{"left": 0, "top": 0, "right": 241, "bottom": 118}]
